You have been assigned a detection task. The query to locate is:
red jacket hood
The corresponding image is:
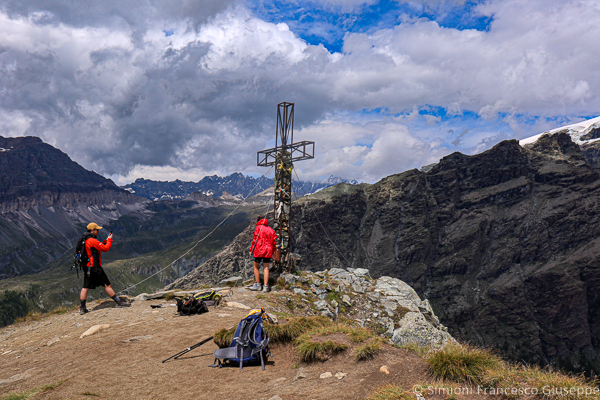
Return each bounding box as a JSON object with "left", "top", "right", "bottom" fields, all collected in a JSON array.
[{"left": 256, "top": 218, "right": 269, "bottom": 226}]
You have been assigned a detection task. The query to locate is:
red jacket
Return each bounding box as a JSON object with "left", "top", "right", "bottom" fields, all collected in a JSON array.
[
  {"left": 85, "top": 237, "right": 112, "bottom": 268},
  {"left": 250, "top": 219, "right": 277, "bottom": 258}
]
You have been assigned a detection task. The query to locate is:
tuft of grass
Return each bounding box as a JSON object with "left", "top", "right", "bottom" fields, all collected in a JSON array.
[
  {"left": 164, "top": 292, "right": 175, "bottom": 301},
  {"left": 15, "top": 311, "right": 42, "bottom": 324},
  {"left": 293, "top": 323, "right": 376, "bottom": 362},
  {"left": 424, "top": 344, "right": 600, "bottom": 400},
  {"left": 396, "top": 342, "right": 431, "bottom": 357},
  {"left": 255, "top": 294, "right": 267, "bottom": 300},
  {"left": 1, "top": 381, "right": 64, "bottom": 400},
  {"left": 479, "top": 361, "right": 518, "bottom": 387},
  {"left": 368, "top": 385, "right": 413, "bottom": 400},
  {"left": 49, "top": 306, "right": 71, "bottom": 315},
  {"left": 295, "top": 336, "right": 348, "bottom": 361},
  {"left": 349, "top": 326, "right": 373, "bottom": 343},
  {"left": 355, "top": 337, "right": 382, "bottom": 361},
  {"left": 213, "top": 326, "right": 236, "bottom": 348},
  {"left": 513, "top": 364, "right": 596, "bottom": 400},
  {"left": 81, "top": 392, "right": 100, "bottom": 397},
  {"left": 285, "top": 298, "right": 295, "bottom": 311},
  {"left": 276, "top": 278, "right": 286, "bottom": 290},
  {"left": 426, "top": 343, "right": 502, "bottom": 384},
  {"left": 264, "top": 316, "right": 332, "bottom": 344}
]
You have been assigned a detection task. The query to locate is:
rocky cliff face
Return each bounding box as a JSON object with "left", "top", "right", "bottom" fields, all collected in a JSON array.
[
  {"left": 0, "top": 136, "right": 144, "bottom": 278},
  {"left": 169, "top": 133, "right": 600, "bottom": 376}
]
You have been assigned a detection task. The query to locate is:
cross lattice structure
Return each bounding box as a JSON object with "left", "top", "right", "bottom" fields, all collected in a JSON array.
[{"left": 257, "top": 102, "right": 314, "bottom": 273}]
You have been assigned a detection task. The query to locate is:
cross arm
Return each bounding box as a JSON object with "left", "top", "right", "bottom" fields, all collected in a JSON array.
[{"left": 257, "top": 141, "right": 315, "bottom": 167}]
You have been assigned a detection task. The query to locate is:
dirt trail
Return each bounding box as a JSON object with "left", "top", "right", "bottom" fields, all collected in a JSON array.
[{"left": 1, "top": 288, "right": 490, "bottom": 400}]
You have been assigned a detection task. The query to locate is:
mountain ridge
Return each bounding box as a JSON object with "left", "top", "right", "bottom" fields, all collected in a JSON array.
[{"left": 121, "top": 174, "right": 358, "bottom": 201}]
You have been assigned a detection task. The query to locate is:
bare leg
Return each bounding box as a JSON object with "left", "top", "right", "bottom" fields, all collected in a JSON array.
[
  {"left": 263, "top": 263, "right": 270, "bottom": 286},
  {"left": 253, "top": 261, "right": 261, "bottom": 283},
  {"left": 104, "top": 285, "right": 116, "bottom": 298},
  {"left": 80, "top": 288, "right": 89, "bottom": 301}
]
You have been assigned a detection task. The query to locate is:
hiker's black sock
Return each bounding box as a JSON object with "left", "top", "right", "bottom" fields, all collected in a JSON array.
[
  {"left": 80, "top": 299, "right": 86, "bottom": 308},
  {"left": 111, "top": 295, "right": 121, "bottom": 303}
]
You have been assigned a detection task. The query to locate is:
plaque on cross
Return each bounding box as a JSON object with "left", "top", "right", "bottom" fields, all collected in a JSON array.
[{"left": 257, "top": 102, "right": 315, "bottom": 273}]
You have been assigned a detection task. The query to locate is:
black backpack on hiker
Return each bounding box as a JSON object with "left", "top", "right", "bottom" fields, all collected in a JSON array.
[
  {"left": 72, "top": 232, "right": 94, "bottom": 278},
  {"left": 210, "top": 313, "right": 270, "bottom": 370},
  {"left": 176, "top": 296, "right": 209, "bottom": 316}
]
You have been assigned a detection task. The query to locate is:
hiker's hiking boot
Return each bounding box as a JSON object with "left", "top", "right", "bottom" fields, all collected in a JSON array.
[
  {"left": 262, "top": 285, "right": 271, "bottom": 293},
  {"left": 79, "top": 307, "right": 89, "bottom": 315},
  {"left": 248, "top": 282, "right": 262, "bottom": 291}
]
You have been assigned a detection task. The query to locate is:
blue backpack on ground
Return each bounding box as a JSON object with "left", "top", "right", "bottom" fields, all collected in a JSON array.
[{"left": 210, "top": 314, "right": 270, "bottom": 370}]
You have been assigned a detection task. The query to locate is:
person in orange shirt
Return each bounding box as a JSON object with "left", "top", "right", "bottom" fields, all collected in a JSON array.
[{"left": 79, "top": 222, "right": 129, "bottom": 315}]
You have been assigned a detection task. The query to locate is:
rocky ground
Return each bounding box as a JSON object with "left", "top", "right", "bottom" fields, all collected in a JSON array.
[{"left": 1, "top": 270, "right": 496, "bottom": 400}]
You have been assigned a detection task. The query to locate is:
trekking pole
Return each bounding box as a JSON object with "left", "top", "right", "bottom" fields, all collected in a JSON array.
[
  {"left": 162, "top": 324, "right": 235, "bottom": 363},
  {"left": 162, "top": 336, "right": 214, "bottom": 363}
]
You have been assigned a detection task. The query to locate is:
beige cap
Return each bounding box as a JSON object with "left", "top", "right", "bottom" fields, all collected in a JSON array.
[{"left": 87, "top": 222, "right": 103, "bottom": 231}]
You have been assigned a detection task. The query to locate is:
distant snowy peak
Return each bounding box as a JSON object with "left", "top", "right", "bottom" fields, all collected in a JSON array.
[
  {"left": 323, "top": 175, "right": 359, "bottom": 185},
  {"left": 520, "top": 116, "right": 600, "bottom": 146},
  {"left": 122, "top": 174, "right": 358, "bottom": 201}
]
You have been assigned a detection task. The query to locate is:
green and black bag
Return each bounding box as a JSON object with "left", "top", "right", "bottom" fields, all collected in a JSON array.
[{"left": 194, "top": 291, "right": 222, "bottom": 307}]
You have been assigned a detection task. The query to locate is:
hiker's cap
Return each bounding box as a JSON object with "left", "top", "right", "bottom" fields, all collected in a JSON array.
[{"left": 87, "top": 222, "right": 103, "bottom": 231}]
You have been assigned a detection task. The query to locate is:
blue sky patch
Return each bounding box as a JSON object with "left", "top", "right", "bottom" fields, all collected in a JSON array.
[{"left": 249, "top": 0, "right": 493, "bottom": 53}]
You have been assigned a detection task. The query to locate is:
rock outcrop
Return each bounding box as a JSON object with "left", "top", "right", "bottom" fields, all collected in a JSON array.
[
  {"left": 325, "top": 268, "right": 455, "bottom": 350},
  {"left": 171, "top": 267, "right": 454, "bottom": 350},
  {"left": 170, "top": 133, "right": 600, "bottom": 375}
]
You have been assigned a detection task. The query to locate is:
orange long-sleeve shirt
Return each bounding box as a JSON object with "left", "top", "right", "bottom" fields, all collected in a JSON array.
[{"left": 85, "top": 237, "right": 112, "bottom": 267}]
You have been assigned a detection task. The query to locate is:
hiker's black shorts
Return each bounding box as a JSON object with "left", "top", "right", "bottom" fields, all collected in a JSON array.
[
  {"left": 82, "top": 265, "right": 111, "bottom": 289},
  {"left": 254, "top": 257, "right": 271, "bottom": 264}
]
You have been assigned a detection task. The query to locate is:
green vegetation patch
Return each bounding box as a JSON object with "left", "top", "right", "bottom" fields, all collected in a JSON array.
[
  {"left": 426, "top": 343, "right": 599, "bottom": 400},
  {"left": 0, "top": 290, "right": 35, "bottom": 327},
  {"left": 355, "top": 337, "right": 382, "bottom": 361},
  {"left": 293, "top": 323, "right": 376, "bottom": 362},
  {"left": 395, "top": 342, "right": 431, "bottom": 357},
  {"left": 503, "top": 364, "right": 598, "bottom": 400},
  {"left": 213, "top": 316, "right": 380, "bottom": 362},
  {"left": 295, "top": 335, "right": 348, "bottom": 362},
  {"left": 367, "top": 385, "right": 413, "bottom": 400},
  {"left": 213, "top": 316, "right": 333, "bottom": 348},
  {"left": 213, "top": 326, "right": 236, "bottom": 348},
  {"left": 1, "top": 380, "right": 64, "bottom": 400},
  {"left": 266, "top": 316, "right": 332, "bottom": 343},
  {"left": 426, "top": 343, "right": 502, "bottom": 384}
]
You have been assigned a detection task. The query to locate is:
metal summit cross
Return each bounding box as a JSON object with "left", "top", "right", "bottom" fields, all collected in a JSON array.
[{"left": 257, "top": 102, "right": 315, "bottom": 273}]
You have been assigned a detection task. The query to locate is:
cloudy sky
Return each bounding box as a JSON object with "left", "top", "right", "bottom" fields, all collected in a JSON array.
[{"left": 1, "top": 0, "right": 599, "bottom": 185}]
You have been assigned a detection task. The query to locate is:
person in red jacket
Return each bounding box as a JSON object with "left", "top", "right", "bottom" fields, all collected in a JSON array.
[
  {"left": 79, "top": 222, "right": 129, "bottom": 315},
  {"left": 249, "top": 216, "right": 277, "bottom": 292}
]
